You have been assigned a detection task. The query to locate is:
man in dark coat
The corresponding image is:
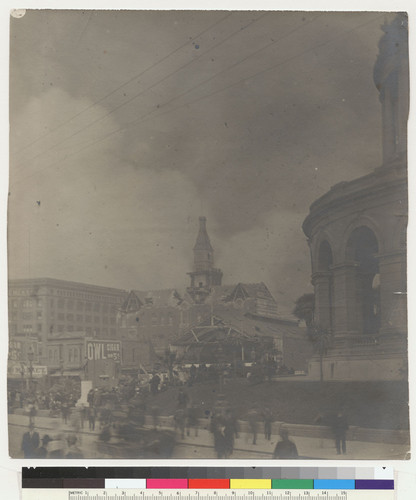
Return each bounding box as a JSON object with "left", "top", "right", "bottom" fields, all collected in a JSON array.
[
  {"left": 88, "top": 405, "right": 97, "bottom": 431},
  {"left": 210, "top": 412, "right": 227, "bottom": 459},
  {"left": 262, "top": 407, "right": 274, "bottom": 441},
  {"left": 332, "top": 410, "right": 349, "bottom": 455},
  {"left": 273, "top": 428, "right": 298, "bottom": 459},
  {"left": 177, "top": 388, "right": 189, "bottom": 410},
  {"left": 223, "top": 409, "right": 239, "bottom": 458},
  {"left": 150, "top": 374, "right": 161, "bottom": 396},
  {"left": 247, "top": 407, "right": 259, "bottom": 445},
  {"left": 189, "top": 364, "right": 197, "bottom": 386},
  {"left": 21, "top": 423, "right": 40, "bottom": 458}
]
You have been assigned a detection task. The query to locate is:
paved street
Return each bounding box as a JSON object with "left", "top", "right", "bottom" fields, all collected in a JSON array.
[{"left": 9, "top": 413, "right": 409, "bottom": 460}]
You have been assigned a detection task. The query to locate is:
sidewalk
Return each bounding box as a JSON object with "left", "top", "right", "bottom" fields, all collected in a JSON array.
[{"left": 8, "top": 413, "right": 409, "bottom": 460}]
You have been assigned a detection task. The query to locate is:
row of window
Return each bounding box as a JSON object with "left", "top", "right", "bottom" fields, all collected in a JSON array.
[
  {"left": 9, "top": 289, "right": 35, "bottom": 296},
  {"left": 16, "top": 311, "right": 43, "bottom": 320},
  {"left": 9, "top": 322, "right": 117, "bottom": 338},
  {"left": 8, "top": 324, "right": 42, "bottom": 334},
  {"left": 10, "top": 299, "right": 43, "bottom": 309},
  {"left": 20, "top": 324, "right": 42, "bottom": 333},
  {"left": 53, "top": 325, "right": 116, "bottom": 336},
  {"left": 10, "top": 309, "right": 117, "bottom": 323},
  {"left": 9, "top": 287, "right": 122, "bottom": 302},
  {"left": 9, "top": 298, "right": 121, "bottom": 312},
  {"left": 57, "top": 299, "right": 113, "bottom": 312},
  {"left": 55, "top": 313, "right": 115, "bottom": 324},
  {"left": 55, "top": 289, "right": 122, "bottom": 302}
]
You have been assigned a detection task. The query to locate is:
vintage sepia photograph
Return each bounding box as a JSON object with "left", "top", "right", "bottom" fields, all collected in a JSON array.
[{"left": 7, "top": 10, "right": 409, "bottom": 459}]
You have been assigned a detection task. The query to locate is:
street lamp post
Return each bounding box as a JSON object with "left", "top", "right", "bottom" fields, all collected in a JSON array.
[
  {"left": 20, "top": 363, "right": 25, "bottom": 393},
  {"left": 27, "top": 346, "right": 34, "bottom": 392},
  {"left": 216, "top": 345, "right": 225, "bottom": 395},
  {"left": 59, "top": 358, "right": 65, "bottom": 385}
]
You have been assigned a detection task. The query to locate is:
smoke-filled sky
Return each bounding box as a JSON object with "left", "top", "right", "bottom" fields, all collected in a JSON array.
[{"left": 8, "top": 10, "right": 395, "bottom": 314}]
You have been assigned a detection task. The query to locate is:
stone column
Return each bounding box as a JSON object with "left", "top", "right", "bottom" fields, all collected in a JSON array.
[
  {"left": 396, "top": 62, "right": 409, "bottom": 160},
  {"left": 381, "top": 87, "right": 396, "bottom": 163},
  {"left": 378, "top": 251, "right": 407, "bottom": 334},
  {"left": 312, "top": 271, "right": 333, "bottom": 330},
  {"left": 331, "top": 263, "right": 360, "bottom": 336}
]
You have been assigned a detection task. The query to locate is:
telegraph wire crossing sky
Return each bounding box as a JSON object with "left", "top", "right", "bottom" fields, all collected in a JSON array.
[{"left": 8, "top": 10, "right": 393, "bottom": 314}]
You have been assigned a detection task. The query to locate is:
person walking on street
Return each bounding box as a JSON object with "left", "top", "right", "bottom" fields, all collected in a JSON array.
[
  {"left": 189, "top": 364, "right": 197, "bottom": 386},
  {"left": 223, "top": 409, "right": 239, "bottom": 458},
  {"left": 186, "top": 405, "right": 200, "bottom": 437},
  {"left": 332, "top": 410, "right": 349, "bottom": 455},
  {"left": 273, "top": 427, "right": 298, "bottom": 459},
  {"left": 88, "top": 406, "right": 96, "bottom": 431},
  {"left": 28, "top": 401, "right": 37, "bottom": 426},
  {"left": 210, "top": 412, "right": 227, "bottom": 459},
  {"left": 247, "top": 407, "right": 259, "bottom": 445},
  {"left": 262, "top": 407, "right": 274, "bottom": 440},
  {"left": 150, "top": 374, "right": 161, "bottom": 396},
  {"left": 177, "top": 388, "right": 189, "bottom": 410},
  {"left": 21, "top": 423, "right": 40, "bottom": 458},
  {"left": 61, "top": 401, "right": 70, "bottom": 424},
  {"left": 87, "top": 388, "right": 95, "bottom": 407}
]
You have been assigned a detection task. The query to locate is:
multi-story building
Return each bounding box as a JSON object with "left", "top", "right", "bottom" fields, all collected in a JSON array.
[{"left": 8, "top": 278, "right": 126, "bottom": 365}]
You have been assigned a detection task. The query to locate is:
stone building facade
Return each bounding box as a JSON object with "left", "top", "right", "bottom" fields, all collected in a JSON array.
[
  {"left": 302, "top": 14, "right": 408, "bottom": 381},
  {"left": 8, "top": 277, "right": 126, "bottom": 365}
]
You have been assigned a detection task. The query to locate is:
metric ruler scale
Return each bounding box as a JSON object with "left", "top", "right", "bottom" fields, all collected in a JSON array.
[{"left": 22, "top": 489, "right": 394, "bottom": 500}]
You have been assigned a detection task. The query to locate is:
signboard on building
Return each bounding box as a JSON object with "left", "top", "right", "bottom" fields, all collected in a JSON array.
[
  {"left": 86, "top": 341, "right": 121, "bottom": 362},
  {"left": 8, "top": 340, "right": 22, "bottom": 361},
  {"left": 8, "top": 363, "right": 48, "bottom": 378}
]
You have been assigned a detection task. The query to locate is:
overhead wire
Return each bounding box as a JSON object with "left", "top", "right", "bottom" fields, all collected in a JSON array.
[
  {"left": 11, "top": 13, "right": 385, "bottom": 187},
  {"left": 60, "top": 13, "right": 383, "bottom": 159},
  {"left": 149, "top": 13, "right": 386, "bottom": 127},
  {"left": 13, "top": 11, "right": 233, "bottom": 155},
  {"left": 12, "top": 12, "right": 304, "bottom": 171},
  {"left": 13, "top": 11, "right": 266, "bottom": 166}
]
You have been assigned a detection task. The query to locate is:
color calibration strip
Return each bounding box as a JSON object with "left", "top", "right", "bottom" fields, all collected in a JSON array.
[{"left": 22, "top": 468, "right": 394, "bottom": 490}]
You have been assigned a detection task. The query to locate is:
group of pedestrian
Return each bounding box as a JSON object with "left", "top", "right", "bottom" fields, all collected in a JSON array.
[
  {"left": 21, "top": 423, "right": 83, "bottom": 459},
  {"left": 246, "top": 406, "right": 274, "bottom": 445},
  {"left": 206, "top": 404, "right": 349, "bottom": 458},
  {"left": 242, "top": 406, "right": 298, "bottom": 458}
]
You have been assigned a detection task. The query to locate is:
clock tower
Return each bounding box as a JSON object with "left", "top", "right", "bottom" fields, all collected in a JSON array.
[{"left": 187, "top": 217, "right": 223, "bottom": 303}]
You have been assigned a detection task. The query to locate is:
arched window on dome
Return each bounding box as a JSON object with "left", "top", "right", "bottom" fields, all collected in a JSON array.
[
  {"left": 346, "top": 226, "right": 380, "bottom": 335},
  {"left": 316, "top": 240, "right": 334, "bottom": 331}
]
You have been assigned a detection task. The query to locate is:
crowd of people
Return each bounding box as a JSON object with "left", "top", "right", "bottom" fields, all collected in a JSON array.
[{"left": 14, "top": 364, "right": 349, "bottom": 459}]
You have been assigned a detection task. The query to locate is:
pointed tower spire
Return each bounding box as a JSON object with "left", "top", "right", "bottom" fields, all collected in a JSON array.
[
  {"left": 193, "top": 216, "right": 214, "bottom": 271},
  {"left": 187, "top": 216, "right": 222, "bottom": 303}
]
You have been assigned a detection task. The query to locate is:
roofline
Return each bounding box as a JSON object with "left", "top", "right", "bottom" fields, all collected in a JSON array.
[
  {"left": 244, "top": 312, "right": 298, "bottom": 326},
  {"left": 8, "top": 277, "right": 127, "bottom": 295}
]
